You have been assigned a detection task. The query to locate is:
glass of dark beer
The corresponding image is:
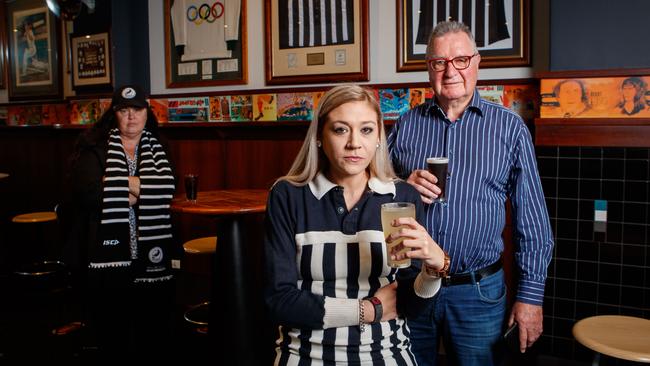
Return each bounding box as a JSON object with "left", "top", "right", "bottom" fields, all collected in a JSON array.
[
  {"left": 184, "top": 174, "right": 199, "bottom": 202},
  {"left": 426, "top": 157, "right": 449, "bottom": 203}
]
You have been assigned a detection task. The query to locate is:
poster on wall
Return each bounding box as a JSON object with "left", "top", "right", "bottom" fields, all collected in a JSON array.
[
  {"left": 71, "top": 32, "right": 112, "bottom": 90},
  {"left": 540, "top": 77, "right": 650, "bottom": 118}
]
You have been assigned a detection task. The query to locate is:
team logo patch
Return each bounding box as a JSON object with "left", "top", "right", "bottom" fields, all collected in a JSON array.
[
  {"left": 148, "top": 246, "right": 163, "bottom": 263},
  {"left": 122, "top": 87, "right": 137, "bottom": 99}
]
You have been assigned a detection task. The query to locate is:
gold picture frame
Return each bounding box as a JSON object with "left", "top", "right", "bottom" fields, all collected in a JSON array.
[
  {"left": 264, "top": 0, "right": 369, "bottom": 85},
  {"left": 71, "top": 32, "right": 112, "bottom": 89},
  {"left": 396, "top": 0, "right": 530, "bottom": 72},
  {"left": 164, "top": 0, "right": 248, "bottom": 88}
]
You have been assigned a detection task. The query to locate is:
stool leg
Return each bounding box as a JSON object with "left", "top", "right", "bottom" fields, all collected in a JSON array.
[{"left": 592, "top": 352, "right": 600, "bottom": 366}]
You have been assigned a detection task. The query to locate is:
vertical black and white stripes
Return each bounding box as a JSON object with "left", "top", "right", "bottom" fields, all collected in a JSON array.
[
  {"left": 388, "top": 91, "right": 554, "bottom": 306},
  {"left": 279, "top": 0, "right": 355, "bottom": 49},
  {"left": 90, "top": 128, "right": 175, "bottom": 283}
]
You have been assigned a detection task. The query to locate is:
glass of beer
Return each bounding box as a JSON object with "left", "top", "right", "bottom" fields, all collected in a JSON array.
[
  {"left": 381, "top": 202, "right": 416, "bottom": 268},
  {"left": 184, "top": 174, "right": 199, "bottom": 202},
  {"left": 426, "top": 157, "right": 449, "bottom": 203}
]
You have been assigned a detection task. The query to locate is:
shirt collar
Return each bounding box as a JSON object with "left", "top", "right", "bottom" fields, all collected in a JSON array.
[
  {"left": 308, "top": 172, "right": 396, "bottom": 200},
  {"left": 426, "top": 89, "right": 485, "bottom": 119}
]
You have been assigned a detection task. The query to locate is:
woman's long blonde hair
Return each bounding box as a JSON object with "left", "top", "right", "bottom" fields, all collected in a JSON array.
[{"left": 277, "top": 84, "right": 396, "bottom": 186}]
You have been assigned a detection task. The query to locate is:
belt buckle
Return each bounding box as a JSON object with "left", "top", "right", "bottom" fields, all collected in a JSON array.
[{"left": 442, "top": 275, "right": 452, "bottom": 286}]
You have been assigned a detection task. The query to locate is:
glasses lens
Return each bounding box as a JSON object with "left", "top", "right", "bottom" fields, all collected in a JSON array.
[
  {"left": 430, "top": 60, "right": 446, "bottom": 71},
  {"left": 452, "top": 56, "right": 471, "bottom": 70}
]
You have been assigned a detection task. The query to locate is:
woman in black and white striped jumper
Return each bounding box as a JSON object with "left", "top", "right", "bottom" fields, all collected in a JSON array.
[{"left": 265, "top": 85, "right": 448, "bottom": 365}]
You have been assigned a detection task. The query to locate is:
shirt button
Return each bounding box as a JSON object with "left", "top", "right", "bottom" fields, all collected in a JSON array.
[{"left": 337, "top": 207, "right": 345, "bottom": 214}]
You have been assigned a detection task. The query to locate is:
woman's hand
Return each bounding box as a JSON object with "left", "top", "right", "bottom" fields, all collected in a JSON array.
[
  {"left": 129, "top": 193, "right": 138, "bottom": 206},
  {"left": 364, "top": 282, "right": 398, "bottom": 322},
  {"left": 385, "top": 217, "right": 445, "bottom": 270},
  {"left": 128, "top": 176, "right": 140, "bottom": 198}
]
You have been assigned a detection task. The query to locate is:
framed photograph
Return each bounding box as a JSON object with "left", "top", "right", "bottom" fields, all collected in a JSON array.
[
  {"left": 264, "top": 0, "right": 369, "bottom": 85},
  {"left": 164, "top": 0, "right": 248, "bottom": 88},
  {"left": 71, "top": 32, "right": 112, "bottom": 89},
  {"left": 0, "top": 2, "right": 7, "bottom": 89},
  {"left": 6, "top": 0, "right": 61, "bottom": 100},
  {"left": 396, "top": 0, "right": 530, "bottom": 72}
]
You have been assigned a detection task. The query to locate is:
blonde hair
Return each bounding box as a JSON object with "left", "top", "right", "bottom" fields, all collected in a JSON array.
[{"left": 277, "top": 84, "right": 396, "bottom": 186}]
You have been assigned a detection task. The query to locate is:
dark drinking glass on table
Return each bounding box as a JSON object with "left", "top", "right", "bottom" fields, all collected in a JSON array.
[{"left": 184, "top": 174, "right": 199, "bottom": 202}]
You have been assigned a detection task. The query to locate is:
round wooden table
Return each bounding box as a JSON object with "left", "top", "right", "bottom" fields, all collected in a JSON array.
[
  {"left": 171, "top": 189, "right": 268, "bottom": 365},
  {"left": 573, "top": 315, "right": 650, "bottom": 364}
]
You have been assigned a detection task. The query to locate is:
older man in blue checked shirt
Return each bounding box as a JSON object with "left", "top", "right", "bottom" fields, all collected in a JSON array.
[{"left": 388, "top": 21, "right": 554, "bottom": 366}]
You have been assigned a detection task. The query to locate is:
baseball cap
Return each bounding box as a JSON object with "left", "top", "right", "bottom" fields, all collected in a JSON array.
[{"left": 111, "top": 85, "right": 148, "bottom": 110}]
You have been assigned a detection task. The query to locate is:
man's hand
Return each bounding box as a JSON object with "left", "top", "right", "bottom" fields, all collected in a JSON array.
[
  {"left": 508, "top": 302, "right": 543, "bottom": 353},
  {"left": 406, "top": 169, "right": 441, "bottom": 204}
]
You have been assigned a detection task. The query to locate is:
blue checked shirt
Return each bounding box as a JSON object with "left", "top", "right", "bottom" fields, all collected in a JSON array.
[{"left": 388, "top": 91, "right": 554, "bottom": 306}]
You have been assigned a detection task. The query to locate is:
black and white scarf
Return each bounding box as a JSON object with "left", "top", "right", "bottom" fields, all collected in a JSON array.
[{"left": 89, "top": 128, "right": 175, "bottom": 283}]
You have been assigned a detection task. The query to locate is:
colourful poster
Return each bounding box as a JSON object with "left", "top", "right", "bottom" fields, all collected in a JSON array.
[
  {"left": 379, "top": 88, "right": 409, "bottom": 120},
  {"left": 477, "top": 85, "right": 504, "bottom": 105},
  {"left": 168, "top": 97, "right": 210, "bottom": 122},
  {"left": 253, "top": 94, "right": 277, "bottom": 121},
  {"left": 230, "top": 95, "right": 253, "bottom": 122},
  {"left": 149, "top": 99, "right": 168, "bottom": 123},
  {"left": 502, "top": 85, "right": 537, "bottom": 120},
  {"left": 209, "top": 96, "right": 231, "bottom": 122},
  {"left": 409, "top": 88, "right": 426, "bottom": 109},
  {"left": 41, "top": 104, "right": 69, "bottom": 125},
  {"left": 540, "top": 76, "right": 650, "bottom": 118},
  {"left": 277, "top": 93, "right": 313, "bottom": 121}
]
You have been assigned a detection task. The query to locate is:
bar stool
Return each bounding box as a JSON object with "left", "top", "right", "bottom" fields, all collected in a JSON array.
[
  {"left": 182, "top": 236, "right": 217, "bottom": 335},
  {"left": 573, "top": 315, "right": 650, "bottom": 365}
]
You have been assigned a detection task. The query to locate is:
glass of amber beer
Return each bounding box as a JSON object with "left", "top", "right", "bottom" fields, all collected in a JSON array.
[{"left": 381, "top": 202, "right": 416, "bottom": 268}]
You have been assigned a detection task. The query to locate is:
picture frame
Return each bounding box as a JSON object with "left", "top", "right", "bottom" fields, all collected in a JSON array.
[
  {"left": 164, "top": 0, "right": 248, "bottom": 88},
  {"left": 264, "top": 0, "right": 369, "bottom": 85},
  {"left": 6, "top": 0, "right": 62, "bottom": 100},
  {"left": 396, "top": 0, "right": 530, "bottom": 72},
  {"left": 71, "top": 32, "right": 112, "bottom": 90},
  {"left": 0, "top": 2, "right": 7, "bottom": 89}
]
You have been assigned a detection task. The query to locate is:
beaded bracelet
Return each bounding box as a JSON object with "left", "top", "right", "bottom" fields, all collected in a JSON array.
[{"left": 358, "top": 298, "right": 366, "bottom": 333}]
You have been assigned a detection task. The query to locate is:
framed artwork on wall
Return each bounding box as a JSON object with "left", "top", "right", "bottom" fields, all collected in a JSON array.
[
  {"left": 71, "top": 32, "right": 112, "bottom": 89},
  {"left": 164, "top": 0, "right": 248, "bottom": 88},
  {"left": 264, "top": 0, "right": 369, "bottom": 85},
  {"left": 396, "top": 0, "right": 530, "bottom": 72},
  {"left": 0, "top": 2, "right": 7, "bottom": 89},
  {"left": 6, "top": 0, "right": 62, "bottom": 100}
]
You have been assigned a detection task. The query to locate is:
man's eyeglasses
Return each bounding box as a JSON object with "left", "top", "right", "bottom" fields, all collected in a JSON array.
[{"left": 427, "top": 53, "right": 478, "bottom": 72}]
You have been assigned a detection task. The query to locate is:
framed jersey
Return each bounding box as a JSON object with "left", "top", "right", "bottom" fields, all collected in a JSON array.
[
  {"left": 164, "top": 0, "right": 248, "bottom": 88},
  {"left": 264, "top": 0, "right": 369, "bottom": 85},
  {"left": 396, "top": 0, "right": 530, "bottom": 72}
]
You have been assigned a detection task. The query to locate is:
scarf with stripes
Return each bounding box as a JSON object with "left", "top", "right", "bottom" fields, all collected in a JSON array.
[{"left": 89, "top": 128, "right": 175, "bottom": 283}]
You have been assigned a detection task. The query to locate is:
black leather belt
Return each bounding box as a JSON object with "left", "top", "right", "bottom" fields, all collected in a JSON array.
[{"left": 441, "top": 260, "right": 502, "bottom": 287}]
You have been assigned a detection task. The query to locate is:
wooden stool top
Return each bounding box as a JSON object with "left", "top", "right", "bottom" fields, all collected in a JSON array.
[
  {"left": 573, "top": 315, "right": 650, "bottom": 363},
  {"left": 183, "top": 236, "right": 217, "bottom": 254},
  {"left": 12, "top": 211, "right": 57, "bottom": 223}
]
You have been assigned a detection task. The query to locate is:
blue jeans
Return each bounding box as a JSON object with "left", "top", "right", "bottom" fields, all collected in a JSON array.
[{"left": 407, "top": 269, "right": 507, "bottom": 366}]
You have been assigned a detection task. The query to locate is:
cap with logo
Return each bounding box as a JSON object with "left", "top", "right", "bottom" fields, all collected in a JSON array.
[{"left": 111, "top": 85, "right": 148, "bottom": 110}]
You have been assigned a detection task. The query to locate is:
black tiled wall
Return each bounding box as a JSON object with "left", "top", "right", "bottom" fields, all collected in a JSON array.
[{"left": 535, "top": 146, "right": 650, "bottom": 365}]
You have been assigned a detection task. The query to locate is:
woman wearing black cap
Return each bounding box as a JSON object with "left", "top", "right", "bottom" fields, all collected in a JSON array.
[{"left": 61, "top": 85, "right": 177, "bottom": 361}]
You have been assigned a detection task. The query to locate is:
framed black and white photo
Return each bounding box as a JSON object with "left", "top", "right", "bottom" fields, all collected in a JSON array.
[
  {"left": 264, "top": 0, "right": 369, "bottom": 85},
  {"left": 396, "top": 0, "right": 530, "bottom": 72},
  {"left": 6, "top": 0, "right": 62, "bottom": 100},
  {"left": 71, "top": 32, "right": 112, "bottom": 89}
]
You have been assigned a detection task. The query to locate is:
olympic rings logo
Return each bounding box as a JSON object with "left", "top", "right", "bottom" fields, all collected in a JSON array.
[{"left": 186, "top": 2, "right": 224, "bottom": 24}]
